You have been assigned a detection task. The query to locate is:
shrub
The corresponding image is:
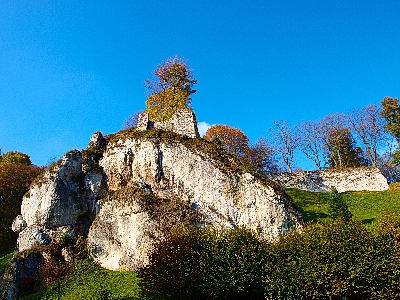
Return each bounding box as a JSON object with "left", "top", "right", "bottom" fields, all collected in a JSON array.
[
  {"left": 328, "top": 187, "right": 352, "bottom": 220},
  {"left": 139, "top": 226, "right": 269, "bottom": 300},
  {"left": 140, "top": 216, "right": 400, "bottom": 299}
]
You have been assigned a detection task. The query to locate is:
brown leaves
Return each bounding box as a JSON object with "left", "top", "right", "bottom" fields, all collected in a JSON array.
[{"left": 204, "top": 125, "right": 249, "bottom": 158}]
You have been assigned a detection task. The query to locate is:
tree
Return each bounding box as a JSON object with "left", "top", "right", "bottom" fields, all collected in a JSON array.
[
  {"left": 144, "top": 56, "right": 197, "bottom": 122},
  {"left": 328, "top": 187, "right": 352, "bottom": 220},
  {"left": 325, "top": 127, "right": 367, "bottom": 168},
  {"left": 0, "top": 153, "right": 43, "bottom": 253},
  {"left": 270, "top": 120, "right": 298, "bottom": 173},
  {"left": 296, "top": 120, "right": 326, "bottom": 170},
  {"left": 380, "top": 97, "right": 400, "bottom": 141},
  {"left": 346, "top": 104, "right": 388, "bottom": 167},
  {"left": 380, "top": 97, "right": 400, "bottom": 164},
  {"left": 0, "top": 151, "right": 31, "bottom": 166},
  {"left": 241, "top": 138, "right": 279, "bottom": 174},
  {"left": 204, "top": 125, "right": 277, "bottom": 174},
  {"left": 204, "top": 125, "right": 249, "bottom": 158},
  {"left": 122, "top": 110, "right": 144, "bottom": 129}
]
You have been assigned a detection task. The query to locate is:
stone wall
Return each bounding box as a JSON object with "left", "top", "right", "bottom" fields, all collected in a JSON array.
[
  {"left": 268, "top": 167, "right": 389, "bottom": 192},
  {"left": 137, "top": 108, "right": 200, "bottom": 138}
]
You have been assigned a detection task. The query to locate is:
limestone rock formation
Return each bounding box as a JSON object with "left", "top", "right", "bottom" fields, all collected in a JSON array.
[
  {"left": 88, "top": 136, "right": 301, "bottom": 269},
  {"left": 268, "top": 167, "right": 389, "bottom": 192},
  {"left": 11, "top": 126, "right": 301, "bottom": 272}
]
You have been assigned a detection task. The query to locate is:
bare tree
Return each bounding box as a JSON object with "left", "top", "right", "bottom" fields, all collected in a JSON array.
[
  {"left": 270, "top": 120, "right": 298, "bottom": 173},
  {"left": 296, "top": 120, "right": 325, "bottom": 170},
  {"left": 346, "top": 104, "right": 388, "bottom": 167}
]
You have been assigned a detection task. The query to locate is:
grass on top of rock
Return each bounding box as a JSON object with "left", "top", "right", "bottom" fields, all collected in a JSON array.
[
  {"left": 286, "top": 183, "right": 400, "bottom": 227},
  {"left": 105, "top": 128, "right": 283, "bottom": 194}
]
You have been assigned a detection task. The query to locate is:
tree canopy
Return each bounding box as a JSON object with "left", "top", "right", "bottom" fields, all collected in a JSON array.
[
  {"left": 204, "top": 125, "right": 249, "bottom": 158},
  {"left": 144, "top": 56, "right": 197, "bottom": 122},
  {"left": 0, "top": 151, "right": 31, "bottom": 166},
  {"left": 0, "top": 152, "right": 43, "bottom": 253}
]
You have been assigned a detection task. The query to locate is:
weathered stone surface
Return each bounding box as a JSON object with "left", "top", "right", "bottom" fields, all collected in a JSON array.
[
  {"left": 268, "top": 167, "right": 389, "bottom": 192},
  {"left": 89, "top": 137, "right": 301, "bottom": 270},
  {"left": 88, "top": 195, "right": 156, "bottom": 270},
  {"left": 88, "top": 131, "right": 106, "bottom": 150},
  {"left": 137, "top": 108, "right": 200, "bottom": 138},
  {"left": 20, "top": 150, "right": 86, "bottom": 228},
  {"left": 11, "top": 215, "right": 26, "bottom": 234},
  {"left": 17, "top": 226, "right": 50, "bottom": 252},
  {"left": 11, "top": 128, "right": 302, "bottom": 273},
  {"left": 2, "top": 251, "right": 45, "bottom": 300}
]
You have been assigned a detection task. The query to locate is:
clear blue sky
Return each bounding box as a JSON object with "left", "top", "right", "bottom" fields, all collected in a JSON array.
[{"left": 1, "top": 1, "right": 400, "bottom": 167}]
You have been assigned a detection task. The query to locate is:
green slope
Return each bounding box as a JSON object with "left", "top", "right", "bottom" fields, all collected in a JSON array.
[{"left": 286, "top": 184, "right": 400, "bottom": 227}]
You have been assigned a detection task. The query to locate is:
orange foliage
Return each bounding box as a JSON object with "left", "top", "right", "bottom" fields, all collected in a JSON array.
[{"left": 204, "top": 125, "right": 249, "bottom": 158}]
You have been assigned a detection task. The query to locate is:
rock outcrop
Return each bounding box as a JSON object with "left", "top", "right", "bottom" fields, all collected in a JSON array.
[
  {"left": 89, "top": 136, "right": 301, "bottom": 269},
  {"left": 11, "top": 128, "right": 302, "bottom": 272},
  {"left": 268, "top": 167, "right": 389, "bottom": 192}
]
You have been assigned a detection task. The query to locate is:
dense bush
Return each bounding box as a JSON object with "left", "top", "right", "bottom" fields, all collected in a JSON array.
[
  {"left": 0, "top": 161, "right": 43, "bottom": 253},
  {"left": 140, "top": 216, "right": 400, "bottom": 299},
  {"left": 139, "top": 226, "right": 269, "bottom": 300}
]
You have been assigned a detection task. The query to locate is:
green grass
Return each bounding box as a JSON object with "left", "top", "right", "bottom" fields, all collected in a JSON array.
[
  {"left": 0, "top": 251, "right": 13, "bottom": 274},
  {"left": 21, "top": 260, "right": 144, "bottom": 300},
  {"left": 286, "top": 185, "right": 400, "bottom": 227}
]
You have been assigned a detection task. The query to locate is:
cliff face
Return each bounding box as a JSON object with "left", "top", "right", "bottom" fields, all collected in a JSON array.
[{"left": 12, "top": 129, "right": 302, "bottom": 271}]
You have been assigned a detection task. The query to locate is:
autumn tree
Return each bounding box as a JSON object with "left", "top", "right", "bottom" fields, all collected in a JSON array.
[
  {"left": 144, "top": 56, "right": 197, "bottom": 122},
  {"left": 0, "top": 152, "right": 43, "bottom": 252},
  {"left": 270, "top": 120, "right": 298, "bottom": 173},
  {"left": 245, "top": 138, "right": 279, "bottom": 174},
  {"left": 204, "top": 125, "right": 249, "bottom": 158},
  {"left": 346, "top": 104, "right": 387, "bottom": 167},
  {"left": 0, "top": 151, "right": 31, "bottom": 166},
  {"left": 325, "top": 127, "right": 366, "bottom": 168},
  {"left": 204, "top": 125, "right": 277, "bottom": 174}
]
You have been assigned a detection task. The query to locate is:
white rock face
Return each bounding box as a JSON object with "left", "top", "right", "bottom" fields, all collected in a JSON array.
[
  {"left": 17, "top": 226, "right": 50, "bottom": 252},
  {"left": 88, "top": 195, "right": 156, "bottom": 270},
  {"left": 268, "top": 168, "right": 389, "bottom": 192},
  {"left": 11, "top": 215, "right": 26, "bottom": 234},
  {"left": 88, "top": 137, "right": 301, "bottom": 270},
  {"left": 13, "top": 130, "right": 302, "bottom": 272},
  {"left": 20, "top": 150, "right": 86, "bottom": 228}
]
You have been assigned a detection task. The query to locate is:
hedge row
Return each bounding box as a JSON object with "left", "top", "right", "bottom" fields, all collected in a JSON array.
[{"left": 139, "top": 214, "right": 400, "bottom": 299}]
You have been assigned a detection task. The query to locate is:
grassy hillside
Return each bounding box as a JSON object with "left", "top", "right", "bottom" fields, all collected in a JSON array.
[{"left": 286, "top": 183, "right": 400, "bottom": 227}]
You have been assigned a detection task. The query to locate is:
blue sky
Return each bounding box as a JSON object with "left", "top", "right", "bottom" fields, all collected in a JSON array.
[{"left": 1, "top": 1, "right": 400, "bottom": 168}]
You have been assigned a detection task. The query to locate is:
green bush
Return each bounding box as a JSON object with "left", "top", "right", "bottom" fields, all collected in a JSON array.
[
  {"left": 140, "top": 216, "right": 400, "bottom": 299},
  {"left": 139, "top": 226, "right": 268, "bottom": 300}
]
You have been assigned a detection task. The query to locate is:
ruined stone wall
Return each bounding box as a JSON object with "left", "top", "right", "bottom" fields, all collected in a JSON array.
[
  {"left": 137, "top": 108, "right": 200, "bottom": 138},
  {"left": 268, "top": 167, "right": 389, "bottom": 192}
]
